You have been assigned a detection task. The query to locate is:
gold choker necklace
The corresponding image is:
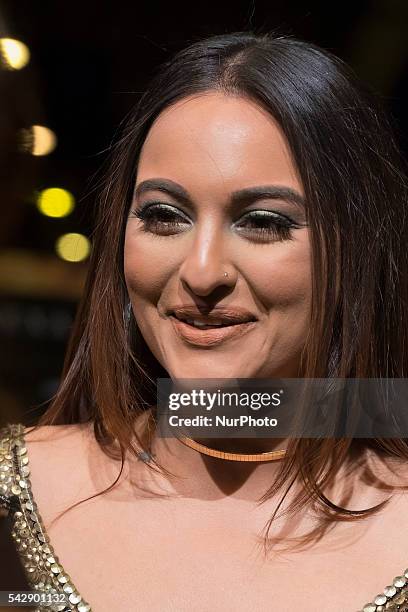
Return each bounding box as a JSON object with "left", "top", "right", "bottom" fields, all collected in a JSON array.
[{"left": 177, "top": 435, "right": 287, "bottom": 462}]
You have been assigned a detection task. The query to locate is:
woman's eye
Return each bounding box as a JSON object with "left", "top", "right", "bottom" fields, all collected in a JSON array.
[
  {"left": 130, "top": 204, "right": 298, "bottom": 243},
  {"left": 233, "top": 210, "right": 296, "bottom": 243},
  {"left": 130, "top": 203, "right": 192, "bottom": 236}
]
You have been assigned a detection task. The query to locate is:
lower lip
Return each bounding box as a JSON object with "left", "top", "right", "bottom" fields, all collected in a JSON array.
[{"left": 169, "top": 316, "right": 257, "bottom": 347}]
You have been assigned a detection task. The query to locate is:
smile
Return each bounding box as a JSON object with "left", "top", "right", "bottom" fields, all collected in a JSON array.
[
  {"left": 169, "top": 315, "right": 257, "bottom": 347},
  {"left": 173, "top": 315, "right": 242, "bottom": 329}
]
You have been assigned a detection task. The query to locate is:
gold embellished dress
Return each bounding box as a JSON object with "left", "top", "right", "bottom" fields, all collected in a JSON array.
[
  {"left": 1, "top": 422, "right": 408, "bottom": 612},
  {"left": 0, "top": 423, "right": 91, "bottom": 612}
]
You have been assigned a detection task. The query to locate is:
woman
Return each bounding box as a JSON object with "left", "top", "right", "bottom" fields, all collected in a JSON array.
[{"left": 1, "top": 30, "right": 408, "bottom": 612}]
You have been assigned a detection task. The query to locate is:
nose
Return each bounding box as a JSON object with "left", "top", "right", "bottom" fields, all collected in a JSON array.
[{"left": 178, "top": 221, "right": 237, "bottom": 296}]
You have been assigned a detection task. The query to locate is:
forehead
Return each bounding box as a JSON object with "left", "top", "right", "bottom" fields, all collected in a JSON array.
[{"left": 136, "top": 92, "right": 303, "bottom": 196}]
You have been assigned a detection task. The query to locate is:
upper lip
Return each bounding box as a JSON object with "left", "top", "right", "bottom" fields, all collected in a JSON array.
[{"left": 167, "top": 306, "right": 258, "bottom": 325}]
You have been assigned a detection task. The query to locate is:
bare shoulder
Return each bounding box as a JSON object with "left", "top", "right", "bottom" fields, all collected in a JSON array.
[
  {"left": 23, "top": 423, "right": 95, "bottom": 476},
  {"left": 22, "top": 423, "right": 108, "bottom": 524},
  {"left": 23, "top": 422, "right": 92, "bottom": 443}
]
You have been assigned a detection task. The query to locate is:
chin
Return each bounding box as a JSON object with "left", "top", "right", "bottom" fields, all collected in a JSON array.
[{"left": 166, "top": 363, "right": 250, "bottom": 381}]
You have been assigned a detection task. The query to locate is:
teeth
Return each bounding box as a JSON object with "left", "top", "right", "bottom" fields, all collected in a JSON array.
[
  {"left": 173, "top": 313, "right": 254, "bottom": 328},
  {"left": 186, "top": 319, "right": 224, "bottom": 327}
]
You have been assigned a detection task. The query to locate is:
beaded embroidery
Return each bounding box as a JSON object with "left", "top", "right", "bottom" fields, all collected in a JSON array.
[
  {"left": 0, "top": 423, "right": 91, "bottom": 612},
  {"left": 2, "top": 422, "right": 408, "bottom": 611}
]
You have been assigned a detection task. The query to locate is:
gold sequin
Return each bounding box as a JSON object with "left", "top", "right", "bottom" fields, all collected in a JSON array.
[
  {"left": 374, "top": 594, "right": 387, "bottom": 606},
  {"left": 384, "top": 585, "right": 397, "bottom": 598},
  {"left": 0, "top": 423, "right": 92, "bottom": 611},
  {"left": 3, "top": 422, "right": 408, "bottom": 612},
  {"left": 393, "top": 576, "right": 406, "bottom": 588},
  {"left": 20, "top": 465, "right": 30, "bottom": 477},
  {"left": 68, "top": 592, "right": 82, "bottom": 605},
  {"left": 57, "top": 573, "right": 69, "bottom": 584}
]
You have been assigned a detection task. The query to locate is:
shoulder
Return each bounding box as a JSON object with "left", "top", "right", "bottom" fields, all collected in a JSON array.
[
  {"left": 25, "top": 423, "right": 97, "bottom": 516},
  {"left": 23, "top": 422, "right": 95, "bottom": 484},
  {"left": 23, "top": 421, "right": 93, "bottom": 452},
  {"left": 0, "top": 422, "right": 103, "bottom": 524},
  {"left": 0, "top": 421, "right": 91, "bottom": 446},
  {"left": 21, "top": 422, "right": 127, "bottom": 525}
]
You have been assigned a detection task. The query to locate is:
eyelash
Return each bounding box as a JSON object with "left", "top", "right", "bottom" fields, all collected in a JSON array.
[{"left": 130, "top": 202, "right": 299, "bottom": 243}]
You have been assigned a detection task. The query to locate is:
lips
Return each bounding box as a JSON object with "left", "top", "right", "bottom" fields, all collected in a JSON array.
[
  {"left": 168, "top": 306, "right": 257, "bottom": 326},
  {"left": 167, "top": 305, "right": 258, "bottom": 347}
]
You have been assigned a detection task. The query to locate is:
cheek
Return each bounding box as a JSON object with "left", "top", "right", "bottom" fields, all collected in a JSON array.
[
  {"left": 239, "top": 236, "right": 312, "bottom": 310},
  {"left": 123, "top": 230, "right": 170, "bottom": 358},
  {"left": 123, "top": 229, "right": 178, "bottom": 299}
]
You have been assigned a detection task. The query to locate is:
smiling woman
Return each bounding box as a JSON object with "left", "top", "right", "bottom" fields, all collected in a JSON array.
[
  {"left": 1, "top": 30, "right": 408, "bottom": 612},
  {"left": 125, "top": 93, "right": 311, "bottom": 376}
]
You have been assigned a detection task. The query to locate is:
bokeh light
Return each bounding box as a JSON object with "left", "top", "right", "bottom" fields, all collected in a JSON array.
[
  {"left": 0, "top": 38, "right": 30, "bottom": 70},
  {"left": 37, "top": 188, "right": 75, "bottom": 218},
  {"left": 55, "top": 233, "right": 91, "bottom": 262},
  {"left": 32, "top": 125, "right": 57, "bottom": 155},
  {"left": 19, "top": 125, "right": 57, "bottom": 156}
]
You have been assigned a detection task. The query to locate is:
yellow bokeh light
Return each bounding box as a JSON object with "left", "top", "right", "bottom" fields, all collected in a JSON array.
[
  {"left": 37, "top": 188, "right": 75, "bottom": 218},
  {"left": 18, "top": 125, "right": 57, "bottom": 156},
  {"left": 55, "top": 233, "right": 91, "bottom": 262},
  {"left": 0, "top": 38, "right": 30, "bottom": 70},
  {"left": 32, "top": 125, "right": 57, "bottom": 155}
]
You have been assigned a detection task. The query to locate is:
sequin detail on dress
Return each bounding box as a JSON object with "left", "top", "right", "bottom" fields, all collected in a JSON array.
[
  {"left": 0, "top": 423, "right": 91, "bottom": 612},
  {"left": 2, "top": 422, "right": 408, "bottom": 611}
]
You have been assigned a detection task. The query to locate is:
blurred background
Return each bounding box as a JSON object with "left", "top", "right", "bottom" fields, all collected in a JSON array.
[{"left": 0, "top": 0, "right": 407, "bottom": 427}]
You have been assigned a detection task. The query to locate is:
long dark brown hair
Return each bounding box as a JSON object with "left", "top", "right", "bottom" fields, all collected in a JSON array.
[{"left": 26, "top": 30, "right": 408, "bottom": 551}]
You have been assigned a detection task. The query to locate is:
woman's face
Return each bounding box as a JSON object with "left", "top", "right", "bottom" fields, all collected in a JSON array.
[{"left": 124, "top": 92, "right": 311, "bottom": 379}]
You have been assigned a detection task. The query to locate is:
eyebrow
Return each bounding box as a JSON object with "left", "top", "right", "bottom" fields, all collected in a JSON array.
[{"left": 133, "top": 178, "right": 305, "bottom": 210}]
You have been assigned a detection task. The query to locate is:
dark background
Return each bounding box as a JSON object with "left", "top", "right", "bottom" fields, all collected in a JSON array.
[{"left": 1, "top": 0, "right": 408, "bottom": 426}]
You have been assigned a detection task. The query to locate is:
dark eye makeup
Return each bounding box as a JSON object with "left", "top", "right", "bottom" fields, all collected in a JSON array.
[{"left": 129, "top": 201, "right": 304, "bottom": 243}]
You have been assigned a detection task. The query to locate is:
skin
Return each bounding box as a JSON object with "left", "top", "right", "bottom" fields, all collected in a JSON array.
[
  {"left": 124, "top": 92, "right": 311, "bottom": 382},
  {"left": 18, "top": 93, "right": 408, "bottom": 612},
  {"left": 123, "top": 91, "right": 312, "bottom": 492}
]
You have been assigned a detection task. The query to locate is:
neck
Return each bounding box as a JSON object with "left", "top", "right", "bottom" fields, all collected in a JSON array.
[{"left": 131, "top": 410, "right": 290, "bottom": 501}]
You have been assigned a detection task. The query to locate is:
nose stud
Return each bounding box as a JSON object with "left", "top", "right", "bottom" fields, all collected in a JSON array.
[{"left": 224, "top": 271, "right": 229, "bottom": 277}]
